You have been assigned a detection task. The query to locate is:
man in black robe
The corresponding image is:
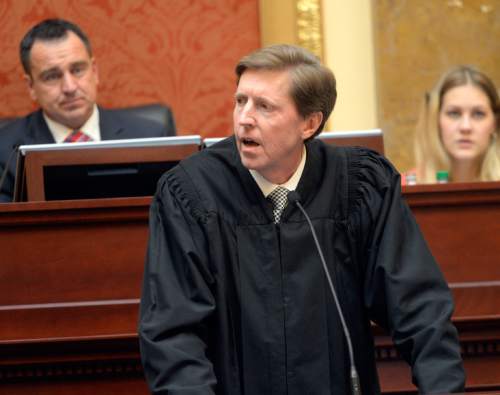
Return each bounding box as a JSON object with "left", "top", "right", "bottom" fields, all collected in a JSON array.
[{"left": 139, "top": 44, "right": 465, "bottom": 394}]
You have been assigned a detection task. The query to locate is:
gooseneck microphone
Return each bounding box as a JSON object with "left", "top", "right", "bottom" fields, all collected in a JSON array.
[
  {"left": 0, "top": 143, "right": 20, "bottom": 198},
  {"left": 288, "top": 191, "right": 362, "bottom": 395}
]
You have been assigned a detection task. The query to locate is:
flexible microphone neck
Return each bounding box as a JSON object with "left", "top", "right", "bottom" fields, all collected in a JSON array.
[
  {"left": 288, "top": 191, "right": 362, "bottom": 395},
  {"left": 0, "top": 144, "right": 20, "bottom": 199}
]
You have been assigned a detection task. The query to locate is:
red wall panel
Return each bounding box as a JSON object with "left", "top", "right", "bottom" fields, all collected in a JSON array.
[{"left": 0, "top": 0, "right": 260, "bottom": 137}]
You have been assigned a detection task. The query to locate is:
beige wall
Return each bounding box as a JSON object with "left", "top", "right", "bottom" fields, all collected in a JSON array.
[
  {"left": 257, "top": 2, "right": 500, "bottom": 173},
  {"left": 322, "top": 0, "right": 378, "bottom": 131},
  {"left": 259, "top": 0, "right": 297, "bottom": 46},
  {"left": 258, "top": 0, "right": 378, "bottom": 132}
]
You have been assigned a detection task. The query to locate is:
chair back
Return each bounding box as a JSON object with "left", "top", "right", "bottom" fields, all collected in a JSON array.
[
  {"left": 0, "top": 117, "right": 16, "bottom": 130},
  {"left": 1, "top": 103, "right": 177, "bottom": 136},
  {"left": 110, "top": 103, "right": 176, "bottom": 136}
]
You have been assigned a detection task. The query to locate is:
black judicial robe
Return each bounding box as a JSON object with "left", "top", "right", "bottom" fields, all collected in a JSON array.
[{"left": 139, "top": 137, "right": 465, "bottom": 394}]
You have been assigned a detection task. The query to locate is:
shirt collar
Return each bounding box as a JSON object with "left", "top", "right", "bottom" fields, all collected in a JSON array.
[
  {"left": 44, "top": 104, "right": 101, "bottom": 143},
  {"left": 250, "top": 145, "right": 307, "bottom": 197}
]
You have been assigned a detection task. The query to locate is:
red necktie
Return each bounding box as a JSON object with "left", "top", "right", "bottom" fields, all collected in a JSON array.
[{"left": 64, "top": 130, "right": 93, "bottom": 143}]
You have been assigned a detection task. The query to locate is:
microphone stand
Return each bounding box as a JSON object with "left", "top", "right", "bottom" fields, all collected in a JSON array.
[{"left": 288, "top": 191, "right": 362, "bottom": 395}]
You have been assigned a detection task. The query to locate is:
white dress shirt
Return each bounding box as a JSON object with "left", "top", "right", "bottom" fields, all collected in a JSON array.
[{"left": 43, "top": 104, "right": 101, "bottom": 143}]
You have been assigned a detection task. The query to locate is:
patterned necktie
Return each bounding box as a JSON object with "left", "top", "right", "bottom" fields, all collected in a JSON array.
[
  {"left": 267, "top": 186, "right": 290, "bottom": 224},
  {"left": 63, "top": 130, "right": 93, "bottom": 143}
]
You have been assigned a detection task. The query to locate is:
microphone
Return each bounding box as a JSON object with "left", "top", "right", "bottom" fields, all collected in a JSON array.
[
  {"left": 288, "top": 191, "right": 362, "bottom": 395},
  {"left": 0, "top": 143, "right": 20, "bottom": 200}
]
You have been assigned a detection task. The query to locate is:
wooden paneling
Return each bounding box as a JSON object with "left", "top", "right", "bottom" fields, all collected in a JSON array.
[
  {"left": 1, "top": 182, "right": 500, "bottom": 393},
  {"left": 376, "top": 182, "right": 500, "bottom": 393},
  {"left": 0, "top": 198, "right": 149, "bottom": 394}
]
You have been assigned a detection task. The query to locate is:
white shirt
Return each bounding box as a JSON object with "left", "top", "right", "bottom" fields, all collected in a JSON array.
[
  {"left": 43, "top": 104, "right": 101, "bottom": 143},
  {"left": 249, "top": 146, "right": 307, "bottom": 197}
]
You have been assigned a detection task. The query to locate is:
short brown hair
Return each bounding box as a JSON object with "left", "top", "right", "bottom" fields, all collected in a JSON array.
[{"left": 236, "top": 44, "right": 337, "bottom": 138}]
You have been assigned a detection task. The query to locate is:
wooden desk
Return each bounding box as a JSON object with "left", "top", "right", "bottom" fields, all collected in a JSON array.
[
  {"left": 377, "top": 182, "right": 500, "bottom": 393},
  {"left": 1, "top": 182, "right": 499, "bottom": 393},
  {"left": 0, "top": 198, "right": 151, "bottom": 394}
]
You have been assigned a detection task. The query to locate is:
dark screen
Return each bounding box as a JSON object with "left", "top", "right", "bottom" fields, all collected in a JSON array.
[{"left": 43, "top": 161, "right": 177, "bottom": 200}]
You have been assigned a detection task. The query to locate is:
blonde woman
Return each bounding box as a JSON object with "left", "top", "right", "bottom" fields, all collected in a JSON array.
[{"left": 411, "top": 65, "right": 500, "bottom": 184}]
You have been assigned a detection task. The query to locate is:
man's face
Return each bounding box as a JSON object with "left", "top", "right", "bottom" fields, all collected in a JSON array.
[
  {"left": 26, "top": 31, "right": 99, "bottom": 130},
  {"left": 233, "top": 69, "right": 321, "bottom": 184}
]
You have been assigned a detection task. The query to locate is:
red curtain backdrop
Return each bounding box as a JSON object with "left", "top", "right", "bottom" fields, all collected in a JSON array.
[{"left": 0, "top": 0, "right": 260, "bottom": 137}]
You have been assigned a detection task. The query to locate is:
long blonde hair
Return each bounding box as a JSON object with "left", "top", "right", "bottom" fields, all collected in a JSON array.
[{"left": 414, "top": 65, "right": 500, "bottom": 183}]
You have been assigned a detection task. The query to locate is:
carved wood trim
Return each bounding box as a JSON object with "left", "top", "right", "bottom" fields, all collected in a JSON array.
[
  {"left": 0, "top": 358, "right": 143, "bottom": 382},
  {"left": 296, "top": 0, "right": 323, "bottom": 59},
  {"left": 375, "top": 339, "right": 500, "bottom": 362}
]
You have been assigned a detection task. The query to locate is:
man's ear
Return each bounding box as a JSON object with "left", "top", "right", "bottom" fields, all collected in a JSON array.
[
  {"left": 302, "top": 111, "right": 323, "bottom": 140},
  {"left": 24, "top": 74, "right": 37, "bottom": 101}
]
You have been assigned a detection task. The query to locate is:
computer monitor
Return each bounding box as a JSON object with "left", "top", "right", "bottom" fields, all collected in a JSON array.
[{"left": 14, "top": 136, "right": 202, "bottom": 202}]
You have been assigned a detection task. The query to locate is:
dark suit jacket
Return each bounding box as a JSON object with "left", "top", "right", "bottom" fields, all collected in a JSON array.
[{"left": 0, "top": 107, "right": 175, "bottom": 202}]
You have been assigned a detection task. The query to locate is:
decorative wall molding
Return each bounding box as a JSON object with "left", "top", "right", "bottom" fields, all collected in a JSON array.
[{"left": 296, "top": 0, "right": 323, "bottom": 59}]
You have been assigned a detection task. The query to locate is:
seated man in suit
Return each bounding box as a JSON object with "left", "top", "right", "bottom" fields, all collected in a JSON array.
[{"left": 0, "top": 18, "right": 175, "bottom": 202}]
